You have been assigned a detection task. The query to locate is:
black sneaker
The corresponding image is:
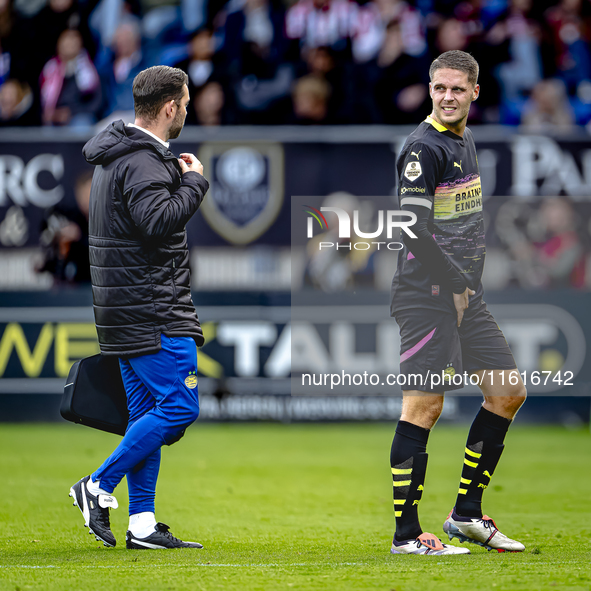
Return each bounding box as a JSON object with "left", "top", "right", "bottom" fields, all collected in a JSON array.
[
  {"left": 69, "top": 476, "right": 118, "bottom": 547},
  {"left": 126, "top": 522, "right": 203, "bottom": 549}
]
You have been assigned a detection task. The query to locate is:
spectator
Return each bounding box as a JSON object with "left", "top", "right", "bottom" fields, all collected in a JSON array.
[
  {"left": 175, "top": 28, "right": 215, "bottom": 93},
  {"left": 33, "top": 0, "right": 85, "bottom": 76},
  {"left": 223, "top": 0, "right": 288, "bottom": 68},
  {"left": 544, "top": 0, "right": 591, "bottom": 95},
  {"left": 89, "top": 0, "right": 141, "bottom": 55},
  {"left": 37, "top": 169, "right": 92, "bottom": 284},
  {"left": 39, "top": 28, "right": 101, "bottom": 127},
  {"left": 350, "top": 0, "right": 383, "bottom": 64},
  {"left": 363, "top": 20, "right": 430, "bottom": 124},
  {"left": 521, "top": 78, "right": 575, "bottom": 130},
  {"left": 452, "top": 0, "right": 485, "bottom": 38},
  {"left": 434, "top": 17, "right": 469, "bottom": 53},
  {"left": 286, "top": 0, "right": 357, "bottom": 55},
  {"left": 174, "top": 27, "right": 218, "bottom": 123},
  {"left": 452, "top": 0, "right": 511, "bottom": 122},
  {"left": 97, "top": 20, "right": 144, "bottom": 117},
  {"left": 304, "top": 192, "right": 378, "bottom": 290},
  {"left": 533, "top": 197, "right": 587, "bottom": 289},
  {"left": 90, "top": 0, "right": 204, "bottom": 66},
  {"left": 352, "top": 0, "right": 426, "bottom": 64},
  {"left": 140, "top": 0, "right": 207, "bottom": 65},
  {"left": 428, "top": 7, "right": 509, "bottom": 123},
  {"left": 291, "top": 74, "right": 331, "bottom": 123},
  {"left": 222, "top": 0, "right": 292, "bottom": 123},
  {"left": 498, "top": 196, "right": 588, "bottom": 289},
  {"left": 192, "top": 80, "right": 225, "bottom": 125},
  {"left": 493, "top": 0, "right": 543, "bottom": 105},
  {"left": 0, "top": 78, "right": 39, "bottom": 125},
  {"left": 0, "top": 0, "right": 37, "bottom": 87},
  {"left": 296, "top": 45, "right": 352, "bottom": 122}
]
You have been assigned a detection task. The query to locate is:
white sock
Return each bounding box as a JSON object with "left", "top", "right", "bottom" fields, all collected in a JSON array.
[
  {"left": 129, "top": 512, "right": 157, "bottom": 539},
  {"left": 86, "top": 477, "right": 111, "bottom": 497}
]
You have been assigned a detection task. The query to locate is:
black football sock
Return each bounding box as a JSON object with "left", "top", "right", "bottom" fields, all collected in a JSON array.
[
  {"left": 455, "top": 406, "right": 512, "bottom": 518},
  {"left": 390, "top": 420, "right": 430, "bottom": 541}
]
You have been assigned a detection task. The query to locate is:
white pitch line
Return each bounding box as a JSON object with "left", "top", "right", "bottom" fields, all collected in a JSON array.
[{"left": 0, "top": 563, "right": 368, "bottom": 570}]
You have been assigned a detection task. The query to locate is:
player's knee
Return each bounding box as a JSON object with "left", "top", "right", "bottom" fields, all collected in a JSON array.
[
  {"left": 401, "top": 393, "right": 444, "bottom": 428},
  {"left": 508, "top": 382, "right": 527, "bottom": 409},
  {"left": 424, "top": 395, "right": 443, "bottom": 416},
  {"left": 491, "top": 387, "right": 526, "bottom": 416}
]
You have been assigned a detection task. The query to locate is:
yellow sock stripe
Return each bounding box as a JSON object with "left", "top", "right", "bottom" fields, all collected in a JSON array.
[
  {"left": 391, "top": 467, "right": 412, "bottom": 475},
  {"left": 464, "top": 458, "right": 478, "bottom": 468},
  {"left": 460, "top": 477, "right": 472, "bottom": 485},
  {"left": 458, "top": 488, "right": 467, "bottom": 495},
  {"left": 393, "top": 499, "right": 405, "bottom": 505},
  {"left": 465, "top": 447, "right": 482, "bottom": 459},
  {"left": 393, "top": 480, "right": 411, "bottom": 487},
  {"left": 395, "top": 511, "right": 402, "bottom": 517}
]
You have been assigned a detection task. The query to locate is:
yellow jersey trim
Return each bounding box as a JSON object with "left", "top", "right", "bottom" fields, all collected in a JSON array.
[{"left": 425, "top": 115, "right": 447, "bottom": 133}]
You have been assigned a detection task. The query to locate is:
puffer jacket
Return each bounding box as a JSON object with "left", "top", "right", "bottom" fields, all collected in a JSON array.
[{"left": 83, "top": 120, "right": 209, "bottom": 357}]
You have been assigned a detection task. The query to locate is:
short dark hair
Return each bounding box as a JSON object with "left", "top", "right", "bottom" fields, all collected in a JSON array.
[
  {"left": 429, "top": 50, "right": 479, "bottom": 87},
  {"left": 132, "top": 66, "right": 189, "bottom": 122}
]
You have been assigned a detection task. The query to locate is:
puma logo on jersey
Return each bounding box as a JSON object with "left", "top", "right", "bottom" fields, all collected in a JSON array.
[
  {"left": 411, "top": 150, "right": 422, "bottom": 160},
  {"left": 483, "top": 470, "right": 492, "bottom": 478},
  {"left": 454, "top": 161, "right": 463, "bottom": 173}
]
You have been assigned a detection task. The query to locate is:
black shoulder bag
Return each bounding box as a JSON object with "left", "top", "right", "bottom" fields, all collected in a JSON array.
[{"left": 60, "top": 354, "right": 128, "bottom": 436}]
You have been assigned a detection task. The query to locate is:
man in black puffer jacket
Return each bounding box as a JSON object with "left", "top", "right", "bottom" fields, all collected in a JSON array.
[{"left": 69, "top": 66, "right": 209, "bottom": 550}]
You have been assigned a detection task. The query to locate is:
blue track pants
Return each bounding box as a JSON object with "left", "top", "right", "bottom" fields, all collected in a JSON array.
[{"left": 91, "top": 335, "right": 199, "bottom": 515}]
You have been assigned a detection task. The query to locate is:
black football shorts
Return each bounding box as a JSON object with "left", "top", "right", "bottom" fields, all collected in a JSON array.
[{"left": 394, "top": 298, "right": 517, "bottom": 393}]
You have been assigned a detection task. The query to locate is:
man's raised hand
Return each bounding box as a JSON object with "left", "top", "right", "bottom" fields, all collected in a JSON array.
[{"left": 178, "top": 153, "right": 204, "bottom": 175}]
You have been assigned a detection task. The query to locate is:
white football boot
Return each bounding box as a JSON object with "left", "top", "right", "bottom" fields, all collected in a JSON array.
[
  {"left": 391, "top": 532, "right": 470, "bottom": 555},
  {"left": 443, "top": 509, "right": 525, "bottom": 552}
]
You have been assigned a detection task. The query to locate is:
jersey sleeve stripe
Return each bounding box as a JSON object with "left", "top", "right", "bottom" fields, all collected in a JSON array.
[{"left": 400, "top": 197, "right": 433, "bottom": 209}]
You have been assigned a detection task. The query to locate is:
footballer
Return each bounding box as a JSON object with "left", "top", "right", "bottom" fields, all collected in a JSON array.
[{"left": 389, "top": 50, "right": 527, "bottom": 555}]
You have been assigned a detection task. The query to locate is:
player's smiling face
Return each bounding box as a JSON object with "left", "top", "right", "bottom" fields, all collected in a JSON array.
[{"left": 429, "top": 68, "right": 479, "bottom": 136}]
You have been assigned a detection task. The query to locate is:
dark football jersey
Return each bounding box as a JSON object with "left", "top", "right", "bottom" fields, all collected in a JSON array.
[{"left": 391, "top": 116, "right": 485, "bottom": 313}]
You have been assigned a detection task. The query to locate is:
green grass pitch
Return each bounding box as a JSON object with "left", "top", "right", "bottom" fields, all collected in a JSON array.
[{"left": 0, "top": 422, "right": 590, "bottom": 590}]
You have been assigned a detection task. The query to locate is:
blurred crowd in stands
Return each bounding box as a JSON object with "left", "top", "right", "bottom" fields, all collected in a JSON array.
[{"left": 0, "top": 0, "right": 590, "bottom": 128}]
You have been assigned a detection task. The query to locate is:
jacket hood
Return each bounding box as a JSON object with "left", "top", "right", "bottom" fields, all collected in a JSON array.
[{"left": 83, "top": 120, "right": 174, "bottom": 166}]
